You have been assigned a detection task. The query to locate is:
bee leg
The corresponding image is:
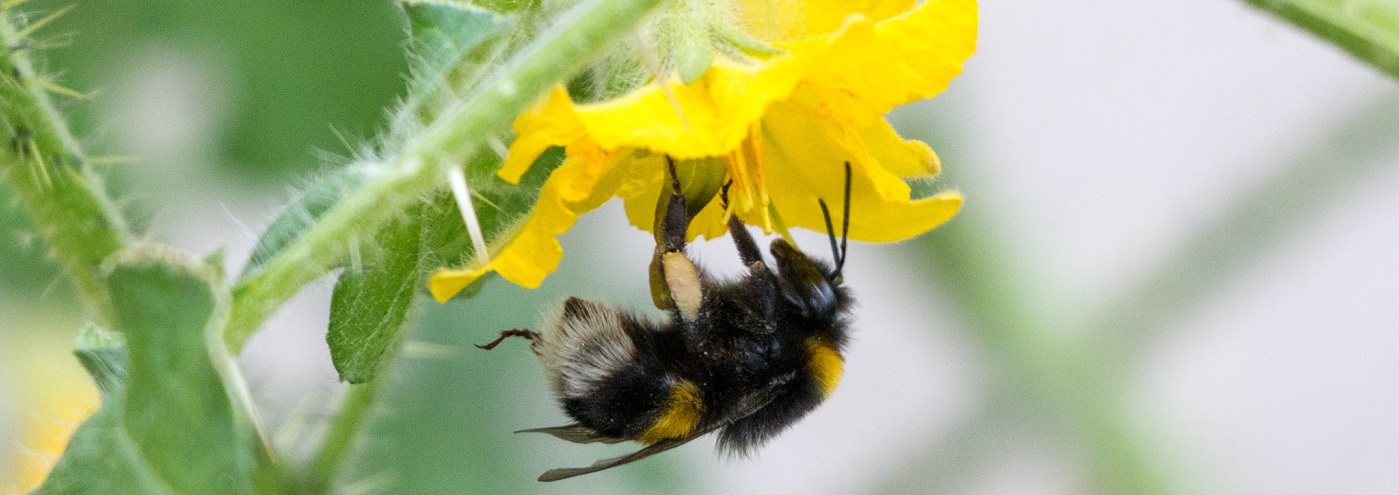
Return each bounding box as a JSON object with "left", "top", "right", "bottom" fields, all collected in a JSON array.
[
  {"left": 475, "top": 328, "right": 539, "bottom": 350},
  {"left": 651, "top": 157, "right": 703, "bottom": 322},
  {"left": 728, "top": 214, "right": 765, "bottom": 270},
  {"left": 659, "top": 156, "right": 688, "bottom": 253},
  {"left": 719, "top": 181, "right": 764, "bottom": 268}
]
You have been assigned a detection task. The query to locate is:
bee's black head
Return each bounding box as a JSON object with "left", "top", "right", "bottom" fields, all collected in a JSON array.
[
  {"left": 772, "top": 160, "right": 854, "bottom": 320},
  {"left": 770, "top": 238, "right": 848, "bottom": 320}
]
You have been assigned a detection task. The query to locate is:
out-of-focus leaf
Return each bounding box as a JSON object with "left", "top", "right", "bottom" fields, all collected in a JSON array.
[{"left": 36, "top": 251, "right": 266, "bottom": 494}]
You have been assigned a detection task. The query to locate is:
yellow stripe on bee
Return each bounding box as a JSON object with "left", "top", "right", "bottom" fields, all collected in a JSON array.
[
  {"left": 806, "top": 338, "right": 844, "bottom": 398},
  {"left": 637, "top": 380, "right": 704, "bottom": 443}
]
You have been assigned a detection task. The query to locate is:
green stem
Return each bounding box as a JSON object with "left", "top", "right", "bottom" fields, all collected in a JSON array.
[
  {"left": 1243, "top": 0, "right": 1399, "bottom": 80},
  {"left": 1095, "top": 93, "right": 1399, "bottom": 347},
  {"left": 0, "top": 8, "right": 130, "bottom": 325},
  {"left": 225, "top": 0, "right": 665, "bottom": 350},
  {"left": 916, "top": 212, "right": 1174, "bottom": 494},
  {"left": 306, "top": 382, "right": 380, "bottom": 491}
]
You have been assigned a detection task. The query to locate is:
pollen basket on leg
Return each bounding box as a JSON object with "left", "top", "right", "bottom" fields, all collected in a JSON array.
[
  {"left": 536, "top": 298, "right": 638, "bottom": 398},
  {"left": 637, "top": 380, "right": 704, "bottom": 443},
  {"left": 662, "top": 252, "right": 703, "bottom": 322}
]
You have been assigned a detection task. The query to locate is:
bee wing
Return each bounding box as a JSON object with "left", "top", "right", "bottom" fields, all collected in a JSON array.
[
  {"left": 517, "top": 424, "right": 628, "bottom": 445},
  {"left": 537, "top": 388, "right": 780, "bottom": 482},
  {"left": 537, "top": 435, "right": 696, "bottom": 482}
]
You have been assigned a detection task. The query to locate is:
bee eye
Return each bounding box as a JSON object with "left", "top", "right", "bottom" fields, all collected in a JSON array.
[{"left": 807, "top": 281, "right": 835, "bottom": 314}]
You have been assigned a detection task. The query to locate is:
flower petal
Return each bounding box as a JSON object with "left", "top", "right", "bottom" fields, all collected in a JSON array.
[
  {"left": 569, "top": 59, "right": 806, "bottom": 158},
  {"left": 497, "top": 60, "right": 800, "bottom": 173},
  {"left": 791, "top": 0, "right": 977, "bottom": 127},
  {"left": 498, "top": 86, "right": 586, "bottom": 184},
  {"left": 858, "top": 115, "right": 940, "bottom": 178},
  {"left": 498, "top": 1, "right": 973, "bottom": 180},
  {"left": 759, "top": 100, "right": 960, "bottom": 243},
  {"left": 430, "top": 150, "right": 637, "bottom": 301},
  {"left": 737, "top": 0, "right": 916, "bottom": 43},
  {"left": 429, "top": 264, "right": 492, "bottom": 303}
]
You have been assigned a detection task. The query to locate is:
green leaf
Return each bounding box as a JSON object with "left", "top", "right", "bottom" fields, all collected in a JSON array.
[
  {"left": 419, "top": 148, "right": 566, "bottom": 272},
  {"left": 465, "top": 0, "right": 541, "bottom": 13},
  {"left": 37, "top": 251, "right": 267, "bottom": 495},
  {"left": 675, "top": 27, "right": 714, "bottom": 84},
  {"left": 241, "top": 165, "right": 374, "bottom": 278},
  {"left": 322, "top": 148, "right": 563, "bottom": 385},
  {"left": 327, "top": 204, "right": 424, "bottom": 384}
]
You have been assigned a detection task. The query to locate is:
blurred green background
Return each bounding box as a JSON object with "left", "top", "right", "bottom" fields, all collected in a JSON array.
[{"left": 5, "top": 1, "right": 1399, "bottom": 494}]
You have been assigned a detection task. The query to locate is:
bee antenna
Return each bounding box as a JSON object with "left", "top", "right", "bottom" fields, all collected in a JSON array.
[
  {"left": 838, "top": 161, "right": 851, "bottom": 275},
  {"left": 819, "top": 199, "right": 840, "bottom": 276},
  {"left": 818, "top": 161, "right": 853, "bottom": 282}
]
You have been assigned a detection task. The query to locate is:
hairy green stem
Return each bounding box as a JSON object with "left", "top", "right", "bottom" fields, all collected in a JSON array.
[
  {"left": 225, "top": 0, "right": 665, "bottom": 350},
  {"left": 0, "top": 8, "right": 130, "bottom": 325},
  {"left": 1243, "top": 0, "right": 1399, "bottom": 79}
]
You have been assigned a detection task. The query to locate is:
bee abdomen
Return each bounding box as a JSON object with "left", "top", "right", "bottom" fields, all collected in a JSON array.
[
  {"left": 562, "top": 365, "right": 702, "bottom": 442},
  {"left": 715, "top": 338, "right": 844, "bottom": 455},
  {"left": 535, "top": 298, "right": 637, "bottom": 398},
  {"left": 805, "top": 337, "right": 844, "bottom": 398},
  {"left": 636, "top": 380, "right": 704, "bottom": 443}
]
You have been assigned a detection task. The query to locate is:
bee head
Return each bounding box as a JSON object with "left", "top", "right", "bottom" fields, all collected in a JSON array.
[
  {"left": 770, "top": 238, "right": 844, "bottom": 320},
  {"left": 771, "top": 161, "right": 853, "bottom": 320}
]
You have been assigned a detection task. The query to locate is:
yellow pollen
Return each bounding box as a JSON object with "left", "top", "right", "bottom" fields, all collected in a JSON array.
[
  {"left": 805, "top": 338, "right": 844, "bottom": 399},
  {"left": 638, "top": 380, "right": 704, "bottom": 443}
]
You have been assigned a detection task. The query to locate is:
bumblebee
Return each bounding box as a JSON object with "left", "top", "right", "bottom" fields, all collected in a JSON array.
[{"left": 477, "top": 159, "right": 854, "bottom": 481}]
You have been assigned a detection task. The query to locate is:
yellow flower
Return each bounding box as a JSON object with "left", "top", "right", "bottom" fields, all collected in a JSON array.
[
  {"left": 430, "top": 0, "right": 977, "bottom": 302},
  {"left": 7, "top": 335, "right": 99, "bottom": 492}
]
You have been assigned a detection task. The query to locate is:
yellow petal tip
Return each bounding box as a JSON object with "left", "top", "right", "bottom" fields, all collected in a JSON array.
[{"left": 429, "top": 267, "right": 489, "bottom": 303}]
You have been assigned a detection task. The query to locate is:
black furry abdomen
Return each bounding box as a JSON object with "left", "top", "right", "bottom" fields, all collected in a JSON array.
[
  {"left": 715, "top": 368, "right": 825, "bottom": 454},
  {"left": 560, "top": 361, "right": 671, "bottom": 439}
]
